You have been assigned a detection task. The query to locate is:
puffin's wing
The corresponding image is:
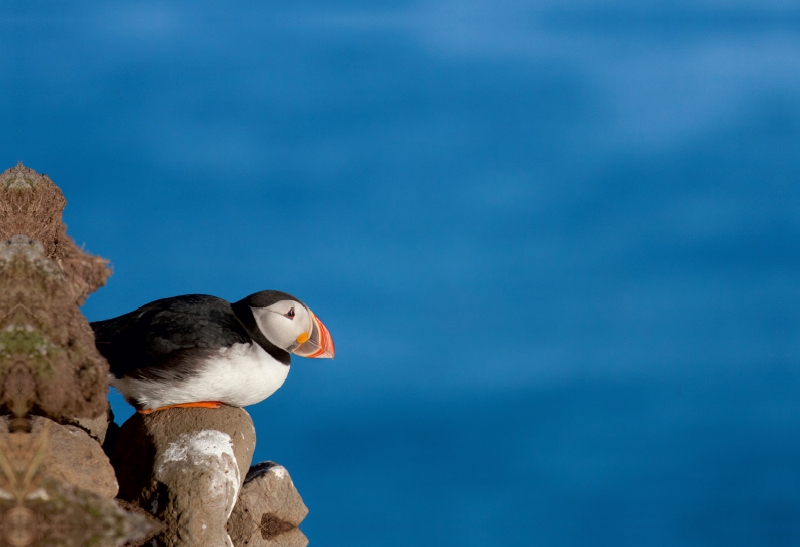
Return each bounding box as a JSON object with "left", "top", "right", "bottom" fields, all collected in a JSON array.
[{"left": 91, "top": 294, "right": 251, "bottom": 380}]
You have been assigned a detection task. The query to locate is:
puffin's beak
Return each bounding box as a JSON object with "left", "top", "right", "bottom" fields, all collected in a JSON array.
[{"left": 291, "top": 309, "right": 335, "bottom": 359}]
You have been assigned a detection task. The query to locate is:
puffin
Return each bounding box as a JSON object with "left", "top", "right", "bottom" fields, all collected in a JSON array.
[{"left": 90, "top": 290, "right": 334, "bottom": 414}]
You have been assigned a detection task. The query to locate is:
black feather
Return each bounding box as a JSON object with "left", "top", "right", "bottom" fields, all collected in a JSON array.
[{"left": 91, "top": 294, "right": 290, "bottom": 380}]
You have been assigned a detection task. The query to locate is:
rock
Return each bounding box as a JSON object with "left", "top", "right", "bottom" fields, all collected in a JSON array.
[
  {"left": 0, "top": 475, "right": 156, "bottom": 547},
  {"left": 61, "top": 406, "right": 113, "bottom": 444},
  {"left": 0, "top": 164, "right": 111, "bottom": 420},
  {"left": 115, "top": 500, "right": 165, "bottom": 547},
  {"left": 0, "top": 235, "right": 109, "bottom": 420},
  {"left": 111, "top": 405, "right": 256, "bottom": 547},
  {"left": 227, "top": 462, "right": 309, "bottom": 547},
  {"left": 0, "top": 415, "right": 118, "bottom": 498},
  {"left": 0, "top": 163, "right": 111, "bottom": 305}
]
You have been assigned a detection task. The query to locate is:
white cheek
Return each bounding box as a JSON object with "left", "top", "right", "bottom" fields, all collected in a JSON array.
[{"left": 251, "top": 307, "right": 302, "bottom": 349}]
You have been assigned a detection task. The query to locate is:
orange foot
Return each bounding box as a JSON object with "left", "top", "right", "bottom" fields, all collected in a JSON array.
[{"left": 137, "top": 401, "right": 223, "bottom": 414}]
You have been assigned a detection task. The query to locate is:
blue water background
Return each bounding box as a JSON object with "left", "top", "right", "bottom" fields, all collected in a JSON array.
[{"left": 2, "top": 2, "right": 799, "bottom": 545}]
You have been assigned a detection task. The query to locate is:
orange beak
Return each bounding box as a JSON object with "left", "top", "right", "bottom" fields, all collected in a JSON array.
[{"left": 291, "top": 309, "right": 335, "bottom": 359}]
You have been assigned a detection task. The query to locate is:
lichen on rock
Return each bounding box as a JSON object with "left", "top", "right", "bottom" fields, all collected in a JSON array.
[
  {"left": 0, "top": 235, "right": 108, "bottom": 420},
  {"left": 0, "top": 165, "right": 111, "bottom": 419},
  {"left": 0, "top": 163, "right": 156, "bottom": 545}
]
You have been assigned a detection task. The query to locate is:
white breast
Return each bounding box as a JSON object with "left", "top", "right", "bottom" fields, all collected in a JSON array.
[{"left": 110, "top": 343, "right": 290, "bottom": 410}]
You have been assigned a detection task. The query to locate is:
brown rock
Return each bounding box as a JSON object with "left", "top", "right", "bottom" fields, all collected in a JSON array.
[
  {"left": 0, "top": 164, "right": 111, "bottom": 420},
  {"left": 111, "top": 405, "right": 256, "bottom": 547},
  {"left": 0, "top": 478, "right": 157, "bottom": 547},
  {"left": 227, "top": 462, "right": 309, "bottom": 547},
  {"left": 0, "top": 163, "right": 111, "bottom": 304},
  {"left": 0, "top": 235, "right": 109, "bottom": 420},
  {"left": 61, "top": 406, "right": 113, "bottom": 444},
  {"left": 0, "top": 415, "right": 118, "bottom": 498},
  {"left": 115, "top": 500, "right": 165, "bottom": 547},
  {"left": 0, "top": 474, "right": 155, "bottom": 547}
]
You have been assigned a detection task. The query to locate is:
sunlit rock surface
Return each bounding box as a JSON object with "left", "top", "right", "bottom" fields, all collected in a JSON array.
[
  {"left": 227, "top": 462, "right": 309, "bottom": 547},
  {"left": 111, "top": 406, "right": 256, "bottom": 547}
]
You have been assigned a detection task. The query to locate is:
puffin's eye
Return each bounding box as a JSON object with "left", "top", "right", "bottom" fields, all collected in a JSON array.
[{"left": 284, "top": 307, "right": 295, "bottom": 320}]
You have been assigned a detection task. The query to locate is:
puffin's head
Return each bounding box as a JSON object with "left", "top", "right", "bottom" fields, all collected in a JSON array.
[{"left": 240, "top": 290, "right": 335, "bottom": 359}]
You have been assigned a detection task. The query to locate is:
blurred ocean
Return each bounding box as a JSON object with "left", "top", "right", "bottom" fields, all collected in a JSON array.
[{"left": 2, "top": 1, "right": 799, "bottom": 545}]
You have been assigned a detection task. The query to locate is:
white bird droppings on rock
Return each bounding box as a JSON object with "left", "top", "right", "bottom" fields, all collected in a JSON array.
[
  {"left": 270, "top": 465, "right": 287, "bottom": 480},
  {"left": 111, "top": 406, "right": 256, "bottom": 547},
  {"left": 158, "top": 430, "right": 241, "bottom": 518}
]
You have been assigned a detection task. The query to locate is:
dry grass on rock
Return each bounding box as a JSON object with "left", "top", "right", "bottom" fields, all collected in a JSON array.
[
  {"left": 0, "top": 163, "right": 110, "bottom": 305},
  {"left": 0, "top": 164, "right": 110, "bottom": 420}
]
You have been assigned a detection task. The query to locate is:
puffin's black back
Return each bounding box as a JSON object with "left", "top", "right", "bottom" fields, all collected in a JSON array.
[{"left": 91, "top": 294, "right": 251, "bottom": 380}]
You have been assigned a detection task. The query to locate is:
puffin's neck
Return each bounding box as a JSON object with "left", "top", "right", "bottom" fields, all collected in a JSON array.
[{"left": 230, "top": 299, "right": 291, "bottom": 366}]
